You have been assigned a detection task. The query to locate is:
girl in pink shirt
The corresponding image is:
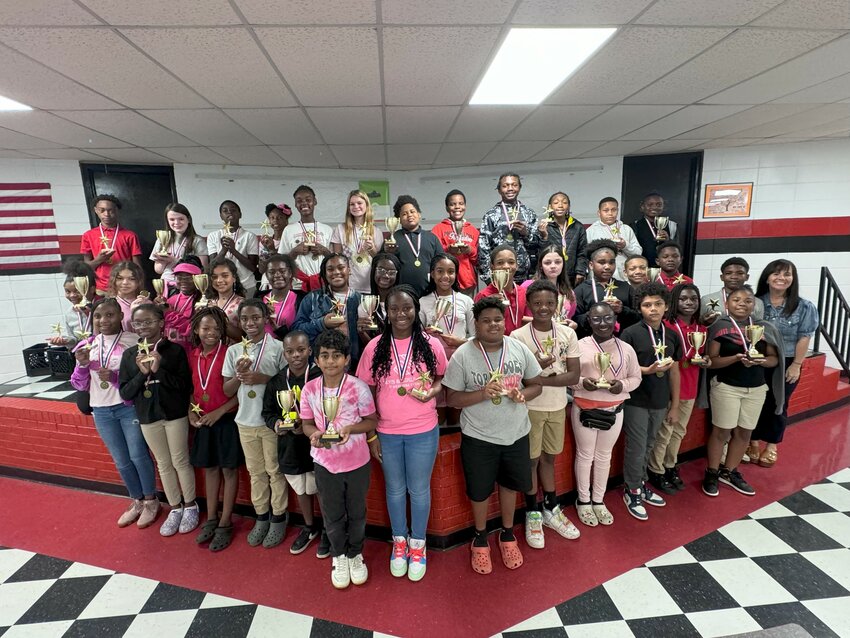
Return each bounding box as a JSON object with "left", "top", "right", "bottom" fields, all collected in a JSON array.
[
  {"left": 522, "top": 245, "right": 577, "bottom": 329},
  {"left": 107, "top": 261, "right": 148, "bottom": 334},
  {"left": 208, "top": 257, "right": 246, "bottom": 343}
]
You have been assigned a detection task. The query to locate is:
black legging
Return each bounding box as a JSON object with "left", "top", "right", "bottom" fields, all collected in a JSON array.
[{"left": 752, "top": 357, "right": 797, "bottom": 444}]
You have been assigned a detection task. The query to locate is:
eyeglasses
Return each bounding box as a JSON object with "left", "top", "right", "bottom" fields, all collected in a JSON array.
[
  {"left": 131, "top": 320, "right": 159, "bottom": 328},
  {"left": 589, "top": 315, "right": 616, "bottom": 325},
  {"left": 375, "top": 268, "right": 397, "bottom": 276}
]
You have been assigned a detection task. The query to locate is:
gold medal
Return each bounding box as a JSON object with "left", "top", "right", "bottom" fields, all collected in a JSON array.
[
  {"left": 655, "top": 372, "right": 665, "bottom": 378},
  {"left": 312, "top": 254, "right": 319, "bottom": 260},
  {"left": 414, "top": 260, "right": 421, "bottom": 267},
  {"left": 356, "top": 255, "right": 364, "bottom": 264},
  {"left": 248, "top": 390, "right": 257, "bottom": 399},
  {"left": 100, "top": 381, "right": 109, "bottom": 389},
  {"left": 506, "top": 233, "right": 514, "bottom": 242},
  {"left": 143, "top": 390, "right": 152, "bottom": 398},
  {"left": 492, "top": 396, "right": 502, "bottom": 405},
  {"left": 202, "top": 393, "right": 210, "bottom": 402},
  {"left": 397, "top": 387, "right": 407, "bottom": 396},
  {"left": 681, "top": 361, "right": 690, "bottom": 369}
]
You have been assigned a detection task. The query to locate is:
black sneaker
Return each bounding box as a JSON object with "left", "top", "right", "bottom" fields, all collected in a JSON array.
[
  {"left": 316, "top": 530, "right": 331, "bottom": 559},
  {"left": 666, "top": 466, "right": 685, "bottom": 491},
  {"left": 703, "top": 468, "right": 720, "bottom": 497},
  {"left": 647, "top": 470, "right": 677, "bottom": 495},
  {"left": 290, "top": 527, "right": 319, "bottom": 555},
  {"left": 719, "top": 467, "right": 756, "bottom": 496}
]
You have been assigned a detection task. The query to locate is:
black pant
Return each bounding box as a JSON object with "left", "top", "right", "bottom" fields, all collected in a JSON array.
[
  {"left": 314, "top": 461, "right": 371, "bottom": 558},
  {"left": 753, "top": 357, "right": 798, "bottom": 444}
]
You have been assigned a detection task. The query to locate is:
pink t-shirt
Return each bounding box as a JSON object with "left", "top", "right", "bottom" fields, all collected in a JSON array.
[
  {"left": 263, "top": 291, "right": 297, "bottom": 335},
  {"left": 356, "top": 333, "right": 448, "bottom": 435},
  {"left": 300, "top": 373, "right": 376, "bottom": 474},
  {"left": 70, "top": 332, "right": 138, "bottom": 407}
]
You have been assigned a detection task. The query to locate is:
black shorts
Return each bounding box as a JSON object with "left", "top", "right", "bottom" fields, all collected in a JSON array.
[
  {"left": 190, "top": 411, "right": 244, "bottom": 470},
  {"left": 460, "top": 433, "right": 532, "bottom": 502}
]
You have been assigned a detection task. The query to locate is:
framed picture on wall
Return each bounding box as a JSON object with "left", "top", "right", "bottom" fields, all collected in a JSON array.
[{"left": 703, "top": 182, "right": 753, "bottom": 219}]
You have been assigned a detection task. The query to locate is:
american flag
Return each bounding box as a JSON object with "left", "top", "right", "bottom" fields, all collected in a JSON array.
[{"left": 0, "top": 182, "right": 61, "bottom": 271}]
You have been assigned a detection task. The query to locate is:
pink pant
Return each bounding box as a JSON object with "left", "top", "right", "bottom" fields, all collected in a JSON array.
[{"left": 571, "top": 404, "right": 624, "bottom": 503}]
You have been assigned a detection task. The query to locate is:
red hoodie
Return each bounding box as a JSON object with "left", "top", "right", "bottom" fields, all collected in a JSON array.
[{"left": 431, "top": 218, "right": 480, "bottom": 290}]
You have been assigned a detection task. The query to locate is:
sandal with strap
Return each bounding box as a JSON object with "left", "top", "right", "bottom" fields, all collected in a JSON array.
[
  {"left": 744, "top": 443, "right": 761, "bottom": 463},
  {"left": 195, "top": 518, "right": 219, "bottom": 545},
  {"left": 470, "top": 543, "right": 492, "bottom": 575},
  {"left": 210, "top": 525, "right": 233, "bottom": 552},
  {"left": 498, "top": 539, "right": 523, "bottom": 570},
  {"left": 759, "top": 448, "right": 778, "bottom": 468}
]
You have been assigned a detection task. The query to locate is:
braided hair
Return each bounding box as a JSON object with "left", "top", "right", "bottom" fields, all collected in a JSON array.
[
  {"left": 370, "top": 284, "right": 437, "bottom": 383},
  {"left": 190, "top": 306, "right": 228, "bottom": 347}
]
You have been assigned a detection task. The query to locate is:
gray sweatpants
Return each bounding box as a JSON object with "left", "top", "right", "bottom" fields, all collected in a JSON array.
[{"left": 623, "top": 405, "right": 667, "bottom": 490}]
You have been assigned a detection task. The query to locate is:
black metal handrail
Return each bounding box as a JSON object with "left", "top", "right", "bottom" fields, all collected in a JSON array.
[{"left": 814, "top": 266, "right": 850, "bottom": 378}]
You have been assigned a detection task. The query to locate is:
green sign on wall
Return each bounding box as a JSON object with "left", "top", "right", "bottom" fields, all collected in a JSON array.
[{"left": 359, "top": 180, "right": 390, "bottom": 207}]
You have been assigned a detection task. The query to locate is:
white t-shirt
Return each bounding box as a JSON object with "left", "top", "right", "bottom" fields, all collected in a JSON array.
[
  {"left": 510, "top": 322, "right": 580, "bottom": 411},
  {"left": 418, "top": 291, "right": 475, "bottom": 340},
  {"left": 206, "top": 228, "right": 259, "bottom": 292},
  {"left": 585, "top": 220, "right": 642, "bottom": 281},
  {"left": 222, "top": 336, "right": 284, "bottom": 427},
  {"left": 149, "top": 234, "right": 208, "bottom": 283},
  {"left": 280, "top": 220, "right": 334, "bottom": 277}
]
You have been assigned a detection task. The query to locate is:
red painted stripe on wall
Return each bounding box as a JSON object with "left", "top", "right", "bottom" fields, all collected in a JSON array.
[
  {"left": 0, "top": 183, "right": 50, "bottom": 190},
  {"left": 0, "top": 195, "right": 51, "bottom": 204},
  {"left": 698, "top": 216, "right": 850, "bottom": 240}
]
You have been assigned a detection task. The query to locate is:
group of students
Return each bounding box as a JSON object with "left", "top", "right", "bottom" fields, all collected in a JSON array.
[{"left": 53, "top": 179, "right": 817, "bottom": 587}]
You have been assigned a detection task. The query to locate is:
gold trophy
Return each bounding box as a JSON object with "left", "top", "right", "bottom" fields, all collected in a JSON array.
[
  {"left": 152, "top": 278, "right": 165, "bottom": 299},
  {"left": 411, "top": 371, "right": 432, "bottom": 400},
  {"left": 506, "top": 206, "right": 519, "bottom": 241},
  {"left": 275, "top": 390, "right": 297, "bottom": 431},
  {"left": 192, "top": 274, "right": 210, "bottom": 308},
  {"left": 155, "top": 230, "right": 170, "bottom": 256},
  {"left": 745, "top": 324, "right": 765, "bottom": 359},
  {"left": 260, "top": 219, "right": 272, "bottom": 237},
  {"left": 360, "top": 294, "right": 379, "bottom": 330},
  {"left": 429, "top": 298, "right": 453, "bottom": 333},
  {"left": 603, "top": 281, "right": 618, "bottom": 303},
  {"left": 385, "top": 217, "right": 400, "bottom": 245},
  {"left": 48, "top": 322, "right": 64, "bottom": 343},
  {"left": 488, "top": 370, "right": 505, "bottom": 405},
  {"left": 73, "top": 276, "right": 90, "bottom": 308},
  {"left": 451, "top": 219, "right": 466, "bottom": 248},
  {"left": 321, "top": 395, "right": 342, "bottom": 443},
  {"left": 303, "top": 229, "right": 316, "bottom": 248},
  {"left": 594, "top": 351, "right": 612, "bottom": 389},
  {"left": 541, "top": 206, "right": 555, "bottom": 224},
  {"left": 238, "top": 336, "right": 253, "bottom": 364},
  {"left": 648, "top": 267, "right": 661, "bottom": 282},
  {"left": 222, "top": 221, "right": 233, "bottom": 238},
  {"left": 556, "top": 294, "right": 569, "bottom": 324},
  {"left": 708, "top": 298, "right": 721, "bottom": 313},
  {"left": 654, "top": 343, "right": 674, "bottom": 376},
  {"left": 491, "top": 269, "right": 511, "bottom": 307},
  {"left": 654, "top": 216, "right": 669, "bottom": 241},
  {"left": 689, "top": 332, "right": 706, "bottom": 364},
  {"left": 137, "top": 338, "right": 156, "bottom": 364}
]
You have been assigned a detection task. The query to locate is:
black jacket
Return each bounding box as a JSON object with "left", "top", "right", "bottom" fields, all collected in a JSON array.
[{"left": 119, "top": 339, "right": 192, "bottom": 423}]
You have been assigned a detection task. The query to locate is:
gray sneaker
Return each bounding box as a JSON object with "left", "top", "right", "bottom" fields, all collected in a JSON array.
[
  {"left": 160, "top": 508, "right": 183, "bottom": 537},
  {"left": 179, "top": 505, "right": 200, "bottom": 534}
]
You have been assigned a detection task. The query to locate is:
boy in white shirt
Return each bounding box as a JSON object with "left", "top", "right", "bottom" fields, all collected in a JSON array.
[{"left": 586, "top": 197, "right": 642, "bottom": 281}]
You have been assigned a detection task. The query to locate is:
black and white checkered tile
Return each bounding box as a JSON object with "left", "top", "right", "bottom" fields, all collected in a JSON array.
[
  {"left": 0, "top": 374, "right": 76, "bottom": 401},
  {"left": 502, "top": 468, "right": 850, "bottom": 638}
]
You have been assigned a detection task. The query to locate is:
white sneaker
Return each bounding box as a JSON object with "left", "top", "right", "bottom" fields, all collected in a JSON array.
[
  {"left": 159, "top": 508, "right": 183, "bottom": 537},
  {"left": 592, "top": 503, "right": 614, "bottom": 526},
  {"left": 349, "top": 553, "right": 368, "bottom": 586},
  {"left": 525, "top": 511, "right": 545, "bottom": 549},
  {"left": 331, "top": 555, "right": 350, "bottom": 589},
  {"left": 390, "top": 536, "right": 408, "bottom": 577},
  {"left": 407, "top": 538, "right": 426, "bottom": 582},
  {"left": 542, "top": 505, "right": 580, "bottom": 539}
]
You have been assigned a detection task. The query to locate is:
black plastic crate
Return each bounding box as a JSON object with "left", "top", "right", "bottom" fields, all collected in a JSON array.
[
  {"left": 47, "top": 348, "right": 75, "bottom": 379},
  {"left": 22, "top": 343, "right": 51, "bottom": 376}
]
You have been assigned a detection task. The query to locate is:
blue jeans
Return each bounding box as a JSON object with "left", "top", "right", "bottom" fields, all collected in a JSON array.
[
  {"left": 92, "top": 404, "right": 156, "bottom": 499},
  {"left": 379, "top": 427, "right": 439, "bottom": 540}
]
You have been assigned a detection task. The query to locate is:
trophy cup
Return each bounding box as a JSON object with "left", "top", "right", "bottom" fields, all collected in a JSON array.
[
  {"left": 385, "top": 217, "right": 400, "bottom": 245},
  {"left": 745, "top": 324, "right": 765, "bottom": 359},
  {"left": 360, "top": 294, "right": 379, "bottom": 330},
  {"left": 491, "top": 269, "right": 511, "bottom": 307},
  {"left": 689, "top": 331, "right": 706, "bottom": 364},
  {"left": 321, "top": 395, "right": 342, "bottom": 443},
  {"left": 155, "top": 230, "right": 170, "bottom": 256},
  {"left": 603, "top": 281, "right": 618, "bottom": 303},
  {"left": 654, "top": 216, "right": 669, "bottom": 241},
  {"left": 152, "top": 278, "right": 165, "bottom": 299},
  {"left": 451, "top": 219, "right": 466, "bottom": 248},
  {"left": 648, "top": 267, "right": 661, "bottom": 283},
  {"left": 410, "top": 371, "right": 432, "bottom": 400},
  {"left": 428, "top": 298, "right": 453, "bottom": 333},
  {"left": 192, "top": 274, "right": 210, "bottom": 308},
  {"left": 275, "top": 390, "right": 297, "bottom": 431},
  {"left": 137, "top": 338, "right": 156, "bottom": 364},
  {"left": 594, "top": 351, "right": 612, "bottom": 389},
  {"left": 72, "top": 275, "right": 90, "bottom": 309}
]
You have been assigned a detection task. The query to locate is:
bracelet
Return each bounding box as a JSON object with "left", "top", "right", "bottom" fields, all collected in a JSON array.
[
  {"left": 366, "top": 434, "right": 378, "bottom": 443},
  {"left": 790, "top": 361, "right": 802, "bottom": 366}
]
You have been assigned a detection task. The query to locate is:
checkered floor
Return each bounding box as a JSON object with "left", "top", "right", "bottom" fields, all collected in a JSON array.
[{"left": 0, "top": 374, "right": 76, "bottom": 401}]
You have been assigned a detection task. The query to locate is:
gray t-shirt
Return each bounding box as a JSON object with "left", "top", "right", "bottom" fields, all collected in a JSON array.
[
  {"left": 223, "top": 336, "right": 284, "bottom": 427},
  {"left": 442, "top": 338, "right": 542, "bottom": 446}
]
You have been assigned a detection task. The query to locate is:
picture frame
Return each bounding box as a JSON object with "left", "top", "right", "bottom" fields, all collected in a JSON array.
[{"left": 703, "top": 183, "right": 753, "bottom": 219}]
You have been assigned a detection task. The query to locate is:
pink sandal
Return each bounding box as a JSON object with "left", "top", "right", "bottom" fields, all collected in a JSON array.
[
  {"left": 498, "top": 539, "right": 524, "bottom": 569},
  {"left": 470, "top": 543, "right": 492, "bottom": 574}
]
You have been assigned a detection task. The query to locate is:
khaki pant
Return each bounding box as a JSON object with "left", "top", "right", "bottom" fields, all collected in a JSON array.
[
  {"left": 140, "top": 417, "right": 196, "bottom": 507},
  {"left": 238, "top": 425, "right": 288, "bottom": 516},
  {"left": 648, "top": 399, "right": 696, "bottom": 474}
]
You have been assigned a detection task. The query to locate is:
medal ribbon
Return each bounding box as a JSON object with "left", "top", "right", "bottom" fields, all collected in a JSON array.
[
  {"left": 266, "top": 291, "right": 293, "bottom": 327},
  {"left": 286, "top": 366, "right": 311, "bottom": 411},
  {"left": 99, "top": 331, "right": 123, "bottom": 370},
  {"left": 436, "top": 292, "right": 457, "bottom": 334},
  {"left": 590, "top": 336, "right": 624, "bottom": 378},
  {"left": 476, "top": 338, "right": 506, "bottom": 380},
  {"left": 556, "top": 217, "right": 575, "bottom": 261},
  {"left": 730, "top": 317, "right": 753, "bottom": 353},
  {"left": 196, "top": 342, "right": 222, "bottom": 399},
  {"left": 529, "top": 320, "right": 556, "bottom": 355},
  {"left": 505, "top": 288, "right": 519, "bottom": 327},
  {"left": 249, "top": 335, "right": 269, "bottom": 372},
  {"left": 76, "top": 307, "right": 93, "bottom": 333},
  {"left": 645, "top": 323, "right": 668, "bottom": 362},
  {"left": 169, "top": 234, "right": 188, "bottom": 259},
  {"left": 403, "top": 231, "right": 421, "bottom": 262},
  {"left": 391, "top": 337, "right": 415, "bottom": 385},
  {"left": 674, "top": 319, "right": 703, "bottom": 360},
  {"left": 176, "top": 293, "right": 195, "bottom": 316},
  {"left": 608, "top": 222, "right": 621, "bottom": 240},
  {"left": 299, "top": 221, "right": 317, "bottom": 244},
  {"left": 99, "top": 224, "right": 119, "bottom": 251},
  {"left": 646, "top": 218, "right": 658, "bottom": 240}
]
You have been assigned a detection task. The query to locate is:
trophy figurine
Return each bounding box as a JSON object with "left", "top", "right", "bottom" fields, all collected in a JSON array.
[
  {"left": 745, "top": 324, "right": 765, "bottom": 359},
  {"left": 275, "top": 390, "right": 297, "bottom": 431},
  {"left": 192, "top": 274, "right": 210, "bottom": 308},
  {"left": 137, "top": 338, "right": 156, "bottom": 364},
  {"left": 708, "top": 298, "right": 721, "bottom": 313},
  {"left": 410, "top": 371, "right": 433, "bottom": 400},
  {"left": 654, "top": 216, "right": 669, "bottom": 241},
  {"left": 541, "top": 206, "right": 555, "bottom": 224},
  {"left": 603, "top": 281, "right": 618, "bottom": 303},
  {"left": 556, "top": 294, "right": 569, "bottom": 324},
  {"left": 428, "top": 298, "right": 453, "bottom": 333},
  {"left": 222, "top": 221, "right": 233, "bottom": 238},
  {"left": 260, "top": 219, "right": 272, "bottom": 237},
  {"left": 48, "top": 322, "right": 64, "bottom": 343},
  {"left": 155, "top": 229, "right": 170, "bottom": 256},
  {"left": 491, "top": 269, "right": 511, "bottom": 307},
  {"left": 303, "top": 229, "right": 316, "bottom": 248},
  {"left": 506, "top": 207, "right": 519, "bottom": 241},
  {"left": 238, "top": 336, "right": 253, "bottom": 364},
  {"left": 451, "top": 219, "right": 466, "bottom": 248},
  {"left": 321, "top": 395, "right": 342, "bottom": 443},
  {"left": 654, "top": 343, "right": 674, "bottom": 375},
  {"left": 488, "top": 370, "right": 506, "bottom": 405},
  {"left": 385, "top": 217, "right": 400, "bottom": 245},
  {"left": 152, "top": 278, "right": 165, "bottom": 299},
  {"left": 190, "top": 402, "right": 204, "bottom": 417},
  {"left": 360, "top": 294, "right": 379, "bottom": 330},
  {"left": 689, "top": 331, "right": 706, "bottom": 364},
  {"left": 73, "top": 276, "right": 90, "bottom": 308},
  {"left": 594, "top": 351, "right": 612, "bottom": 389}
]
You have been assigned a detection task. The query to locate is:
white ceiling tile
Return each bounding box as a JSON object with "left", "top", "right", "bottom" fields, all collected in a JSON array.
[
  {"left": 383, "top": 27, "right": 501, "bottom": 105},
  {"left": 513, "top": 0, "right": 653, "bottom": 25},
  {"left": 209, "top": 146, "right": 289, "bottom": 166},
  {"left": 729, "top": 104, "right": 850, "bottom": 138},
  {"left": 449, "top": 106, "right": 534, "bottom": 142},
  {"left": 85, "top": 148, "right": 173, "bottom": 163},
  {"left": 236, "top": 0, "right": 376, "bottom": 24},
  {"left": 51, "top": 110, "right": 197, "bottom": 147},
  {"left": 80, "top": 0, "right": 240, "bottom": 25},
  {"left": 23, "top": 148, "right": 111, "bottom": 161},
  {"left": 526, "top": 141, "right": 601, "bottom": 161},
  {"left": 224, "top": 109, "right": 321, "bottom": 145},
  {"left": 547, "top": 27, "right": 732, "bottom": 105},
  {"left": 0, "top": 127, "right": 67, "bottom": 149},
  {"left": 147, "top": 147, "right": 230, "bottom": 164},
  {"left": 330, "top": 145, "right": 385, "bottom": 167},
  {"left": 256, "top": 27, "right": 380, "bottom": 107},
  {"left": 0, "top": 149, "right": 38, "bottom": 159},
  {"left": 564, "top": 105, "right": 681, "bottom": 141},
  {"left": 0, "top": 28, "right": 210, "bottom": 108},
  {"left": 506, "top": 106, "right": 608, "bottom": 141},
  {"left": 481, "top": 141, "right": 550, "bottom": 164},
  {"left": 634, "top": 139, "right": 710, "bottom": 154},
  {"left": 387, "top": 144, "right": 440, "bottom": 165},
  {"left": 635, "top": 0, "right": 783, "bottom": 25},
  {"left": 673, "top": 104, "right": 815, "bottom": 139},
  {"left": 702, "top": 138, "right": 764, "bottom": 149},
  {"left": 774, "top": 73, "right": 850, "bottom": 104},
  {"left": 579, "top": 140, "right": 656, "bottom": 158},
  {"left": 137, "top": 110, "right": 261, "bottom": 146},
  {"left": 777, "top": 118, "right": 850, "bottom": 139},
  {"left": 621, "top": 104, "right": 751, "bottom": 140},
  {"left": 0, "top": 111, "right": 131, "bottom": 147},
  {"left": 752, "top": 0, "right": 850, "bottom": 29},
  {"left": 625, "top": 29, "right": 841, "bottom": 104},
  {"left": 306, "top": 107, "right": 383, "bottom": 144},
  {"left": 705, "top": 35, "right": 850, "bottom": 105},
  {"left": 270, "top": 145, "right": 339, "bottom": 168},
  {"left": 123, "top": 28, "right": 295, "bottom": 108},
  {"left": 433, "top": 142, "right": 497, "bottom": 165},
  {"left": 385, "top": 107, "right": 460, "bottom": 144},
  {"left": 0, "top": 1, "right": 99, "bottom": 25},
  {"left": 382, "top": 0, "right": 513, "bottom": 24}
]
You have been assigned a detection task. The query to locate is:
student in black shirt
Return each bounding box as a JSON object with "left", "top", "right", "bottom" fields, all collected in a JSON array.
[
  {"left": 385, "top": 195, "right": 444, "bottom": 296},
  {"left": 574, "top": 240, "right": 639, "bottom": 337}
]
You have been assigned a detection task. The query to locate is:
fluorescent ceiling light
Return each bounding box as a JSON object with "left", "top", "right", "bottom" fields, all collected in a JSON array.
[
  {"left": 470, "top": 28, "right": 616, "bottom": 105},
  {"left": 0, "top": 94, "right": 32, "bottom": 111}
]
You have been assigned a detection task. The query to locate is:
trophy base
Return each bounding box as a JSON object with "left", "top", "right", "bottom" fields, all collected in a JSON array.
[
  {"left": 139, "top": 355, "right": 156, "bottom": 364},
  {"left": 451, "top": 242, "right": 465, "bottom": 249},
  {"left": 747, "top": 352, "right": 765, "bottom": 360},
  {"left": 410, "top": 389, "right": 430, "bottom": 400},
  {"left": 276, "top": 420, "right": 295, "bottom": 433},
  {"left": 603, "top": 297, "right": 618, "bottom": 304},
  {"left": 428, "top": 325, "right": 444, "bottom": 333},
  {"left": 595, "top": 379, "right": 611, "bottom": 389},
  {"left": 320, "top": 432, "right": 341, "bottom": 444},
  {"left": 365, "top": 321, "right": 378, "bottom": 330},
  {"left": 194, "top": 300, "right": 209, "bottom": 309},
  {"left": 658, "top": 357, "right": 674, "bottom": 367},
  {"left": 690, "top": 356, "right": 705, "bottom": 365},
  {"left": 500, "top": 299, "right": 510, "bottom": 307}
]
